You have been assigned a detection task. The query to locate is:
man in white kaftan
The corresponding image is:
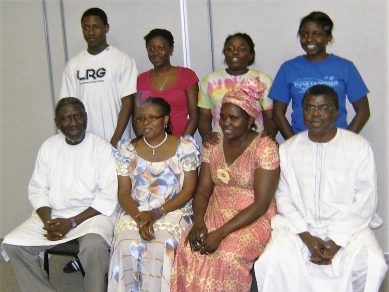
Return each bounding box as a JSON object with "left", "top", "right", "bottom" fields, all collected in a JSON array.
[
  {"left": 254, "top": 84, "right": 387, "bottom": 292},
  {"left": 1, "top": 97, "right": 118, "bottom": 292}
]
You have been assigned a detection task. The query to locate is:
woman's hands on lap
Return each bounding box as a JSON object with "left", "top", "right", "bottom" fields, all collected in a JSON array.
[
  {"left": 199, "top": 228, "right": 224, "bottom": 255},
  {"left": 135, "top": 211, "right": 157, "bottom": 241},
  {"left": 187, "top": 219, "right": 208, "bottom": 252}
]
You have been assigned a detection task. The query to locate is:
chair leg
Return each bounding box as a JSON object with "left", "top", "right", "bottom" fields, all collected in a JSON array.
[{"left": 43, "top": 251, "right": 50, "bottom": 278}]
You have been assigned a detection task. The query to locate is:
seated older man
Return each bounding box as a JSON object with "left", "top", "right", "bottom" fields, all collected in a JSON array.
[
  {"left": 1, "top": 97, "right": 118, "bottom": 292},
  {"left": 254, "top": 84, "right": 387, "bottom": 291}
]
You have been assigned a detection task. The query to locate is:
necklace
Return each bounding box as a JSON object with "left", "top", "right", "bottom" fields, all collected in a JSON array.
[
  {"left": 155, "top": 75, "right": 170, "bottom": 91},
  {"left": 143, "top": 132, "right": 168, "bottom": 155},
  {"left": 154, "top": 67, "right": 172, "bottom": 91}
]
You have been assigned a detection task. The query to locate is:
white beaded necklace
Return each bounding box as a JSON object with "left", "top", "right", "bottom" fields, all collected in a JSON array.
[{"left": 143, "top": 132, "right": 168, "bottom": 155}]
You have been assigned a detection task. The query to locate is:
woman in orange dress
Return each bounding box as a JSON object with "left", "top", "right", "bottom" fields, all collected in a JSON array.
[{"left": 171, "top": 82, "right": 280, "bottom": 291}]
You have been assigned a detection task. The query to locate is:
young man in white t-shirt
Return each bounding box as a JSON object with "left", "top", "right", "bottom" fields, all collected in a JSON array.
[{"left": 59, "top": 7, "right": 138, "bottom": 148}]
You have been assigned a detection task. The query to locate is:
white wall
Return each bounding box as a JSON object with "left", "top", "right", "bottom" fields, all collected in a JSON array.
[{"left": 1, "top": 0, "right": 387, "bottom": 253}]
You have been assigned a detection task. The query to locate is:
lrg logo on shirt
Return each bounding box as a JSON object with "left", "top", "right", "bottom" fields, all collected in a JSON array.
[{"left": 77, "top": 68, "right": 106, "bottom": 81}]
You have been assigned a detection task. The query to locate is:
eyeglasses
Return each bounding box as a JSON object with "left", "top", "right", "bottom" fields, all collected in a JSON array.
[
  {"left": 303, "top": 105, "right": 336, "bottom": 113},
  {"left": 61, "top": 112, "right": 85, "bottom": 123},
  {"left": 136, "top": 115, "right": 164, "bottom": 124}
]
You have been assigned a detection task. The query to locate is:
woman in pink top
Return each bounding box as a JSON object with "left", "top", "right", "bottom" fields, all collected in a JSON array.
[{"left": 135, "top": 29, "right": 199, "bottom": 136}]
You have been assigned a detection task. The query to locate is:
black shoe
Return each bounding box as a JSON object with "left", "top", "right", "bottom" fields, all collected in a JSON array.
[{"left": 63, "top": 257, "right": 82, "bottom": 273}]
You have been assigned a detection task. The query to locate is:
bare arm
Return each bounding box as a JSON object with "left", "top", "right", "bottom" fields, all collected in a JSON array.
[
  {"left": 160, "top": 170, "right": 198, "bottom": 213},
  {"left": 262, "top": 109, "right": 278, "bottom": 138},
  {"left": 187, "top": 162, "right": 214, "bottom": 250},
  {"left": 273, "top": 100, "right": 294, "bottom": 140},
  {"left": 218, "top": 167, "right": 279, "bottom": 237},
  {"left": 199, "top": 167, "right": 280, "bottom": 254},
  {"left": 192, "top": 162, "right": 214, "bottom": 223},
  {"left": 198, "top": 108, "right": 213, "bottom": 139},
  {"left": 72, "top": 207, "right": 100, "bottom": 226},
  {"left": 117, "top": 175, "right": 140, "bottom": 218},
  {"left": 183, "top": 84, "right": 199, "bottom": 136},
  {"left": 36, "top": 206, "right": 52, "bottom": 225},
  {"left": 132, "top": 97, "right": 141, "bottom": 138},
  {"left": 111, "top": 95, "right": 134, "bottom": 147},
  {"left": 40, "top": 206, "right": 101, "bottom": 241},
  {"left": 347, "top": 96, "right": 370, "bottom": 133}
]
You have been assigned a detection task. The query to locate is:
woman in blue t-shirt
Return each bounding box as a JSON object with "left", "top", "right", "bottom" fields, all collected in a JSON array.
[{"left": 271, "top": 11, "right": 370, "bottom": 139}]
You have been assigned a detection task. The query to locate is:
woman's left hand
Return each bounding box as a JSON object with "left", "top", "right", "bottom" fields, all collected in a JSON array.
[
  {"left": 139, "top": 221, "right": 155, "bottom": 241},
  {"left": 199, "top": 229, "right": 224, "bottom": 255},
  {"left": 135, "top": 211, "right": 157, "bottom": 227}
]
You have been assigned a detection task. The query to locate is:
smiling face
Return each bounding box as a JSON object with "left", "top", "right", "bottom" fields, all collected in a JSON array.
[
  {"left": 303, "top": 94, "right": 338, "bottom": 142},
  {"left": 223, "top": 36, "right": 254, "bottom": 75},
  {"left": 81, "top": 15, "right": 109, "bottom": 54},
  {"left": 219, "top": 103, "right": 252, "bottom": 140},
  {"left": 55, "top": 104, "right": 87, "bottom": 145},
  {"left": 146, "top": 36, "right": 173, "bottom": 68},
  {"left": 137, "top": 103, "right": 169, "bottom": 140},
  {"left": 299, "top": 21, "right": 331, "bottom": 61}
]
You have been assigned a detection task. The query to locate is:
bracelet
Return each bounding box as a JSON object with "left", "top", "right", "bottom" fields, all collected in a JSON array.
[
  {"left": 70, "top": 217, "right": 77, "bottom": 229},
  {"left": 159, "top": 205, "right": 165, "bottom": 216},
  {"left": 151, "top": 208, "right": 162, "bottom": 220}
]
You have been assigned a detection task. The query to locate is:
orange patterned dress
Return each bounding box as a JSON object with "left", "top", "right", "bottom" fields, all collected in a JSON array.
[{"left": 171, "top": 134, "right": 279, "bottom": 292}]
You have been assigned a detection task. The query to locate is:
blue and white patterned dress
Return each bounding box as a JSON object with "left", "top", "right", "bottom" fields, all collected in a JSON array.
[{"left": 108, "top": 136, "right": 200, "bottom": 292}]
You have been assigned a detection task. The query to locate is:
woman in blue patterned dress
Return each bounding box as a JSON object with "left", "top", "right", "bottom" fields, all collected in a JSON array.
[{"left": 107, "top": 97, "right": 200, "bottom": 291}]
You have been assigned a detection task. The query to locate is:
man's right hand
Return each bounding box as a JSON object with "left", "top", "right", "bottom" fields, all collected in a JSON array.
[
  {"left": 298, "top": 231, "right": 332, "bottom": 265},
  {"left": 43, "top": 218, "right": 72, "bottom": 241}
]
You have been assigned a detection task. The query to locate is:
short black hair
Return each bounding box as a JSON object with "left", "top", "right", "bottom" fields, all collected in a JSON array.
[
  {"left": 144, "top": 29, "right": 174, "bottom": 47},
  {"left": 223, "top": 33, "right": 255, "bottom": 65},
  {"left": 81, "top": 8, "right": 108, "bottom": 25},
  {"left": 302, "top": 84, "right": 339, "bottom": 110},
  {"left": 298, "top": 11, "right": 334, "bottom": 39},
  {"left": 55, "top": 97, "right": 86, "bottom": 117},
  {"left": 142, "top": 97, "right": 173, "bottom": 134}
]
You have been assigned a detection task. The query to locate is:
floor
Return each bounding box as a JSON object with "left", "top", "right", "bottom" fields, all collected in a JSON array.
[
  {"left": 1, "top": 254, "right": 388, "bottom": 291},
  {"left": 1, "top": 255, "right": 84, "bottom": 292}
]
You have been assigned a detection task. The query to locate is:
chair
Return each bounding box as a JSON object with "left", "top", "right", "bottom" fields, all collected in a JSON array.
[{"left": 43, "top": 239, "right": 85, "bottom": 277}]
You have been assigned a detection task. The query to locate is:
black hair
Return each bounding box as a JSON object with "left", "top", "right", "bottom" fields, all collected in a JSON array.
[
  {"left": 223, "top": 33, "right": 255, "bottom": 65},
  {"left": 302, "top": 84, "right": 339, "bottom": 109},
  {"left": 298, "top": 11, "right": 334, "bottom": 39},
  {"left": 55, "top": 97, "right": 86, "bottom": 117},
  {"left": 144, "top": 29, "right": 174, "bottom": 47},
  {"left": 81, "top": 7, "right": 108, "bottom": 25},
  {"left": 142, "top": 97, "right": 173, "bottom": 134}
]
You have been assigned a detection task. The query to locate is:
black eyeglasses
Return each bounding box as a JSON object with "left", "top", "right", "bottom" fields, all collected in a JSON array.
[
  {"left": 303, "top": 105, "right": 335, "bottom": 113},
  {"left": 136, "top": 115, "right": 164, "bottom": 124}
]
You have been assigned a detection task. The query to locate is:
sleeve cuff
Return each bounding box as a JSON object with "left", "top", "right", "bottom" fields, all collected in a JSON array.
[
  {"left": 30, "top": 197, "right": 50, "bottom": 211},
  {"left": 91, "top": 196, "right": 118, "bottom": 217},
  {"left": 328, "top": 230, "right": 351, "bottom": 247}
]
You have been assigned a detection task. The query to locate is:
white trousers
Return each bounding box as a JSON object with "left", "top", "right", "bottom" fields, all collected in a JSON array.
[{"left": 254, "top": 228, "right": 387, "bottom": 292}]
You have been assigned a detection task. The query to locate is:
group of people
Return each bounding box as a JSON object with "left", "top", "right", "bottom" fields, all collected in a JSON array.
[{"left": 1, "top": 7, "right": 387, "bottom": 292}]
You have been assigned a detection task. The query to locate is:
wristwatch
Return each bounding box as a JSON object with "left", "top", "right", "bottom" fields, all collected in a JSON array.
[{"left": 70, "top": 217, "right": 77, "bottom": 229}]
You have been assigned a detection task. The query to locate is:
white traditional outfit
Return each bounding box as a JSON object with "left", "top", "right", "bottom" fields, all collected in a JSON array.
[
  {"left": 254, "top": 129, "right": 387, "bottom": 292},
  {"left": 59, "top": 46, "right": 138, "bottom": 141},
  {"left": 2, "top": 132, "right": 118, "bottom": 292}
]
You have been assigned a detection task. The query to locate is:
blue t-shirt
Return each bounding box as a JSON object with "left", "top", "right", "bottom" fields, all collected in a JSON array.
[{"left": 269, "top": 54, "right": 369, "bottom": 133}]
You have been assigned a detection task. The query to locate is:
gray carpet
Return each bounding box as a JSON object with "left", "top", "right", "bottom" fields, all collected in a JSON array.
[
  {"left": 1, "top": 254, "right": 388, "bottom": 291},
  {"left": 1, "top": 255, "right": 84, "bottom": 292}
]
